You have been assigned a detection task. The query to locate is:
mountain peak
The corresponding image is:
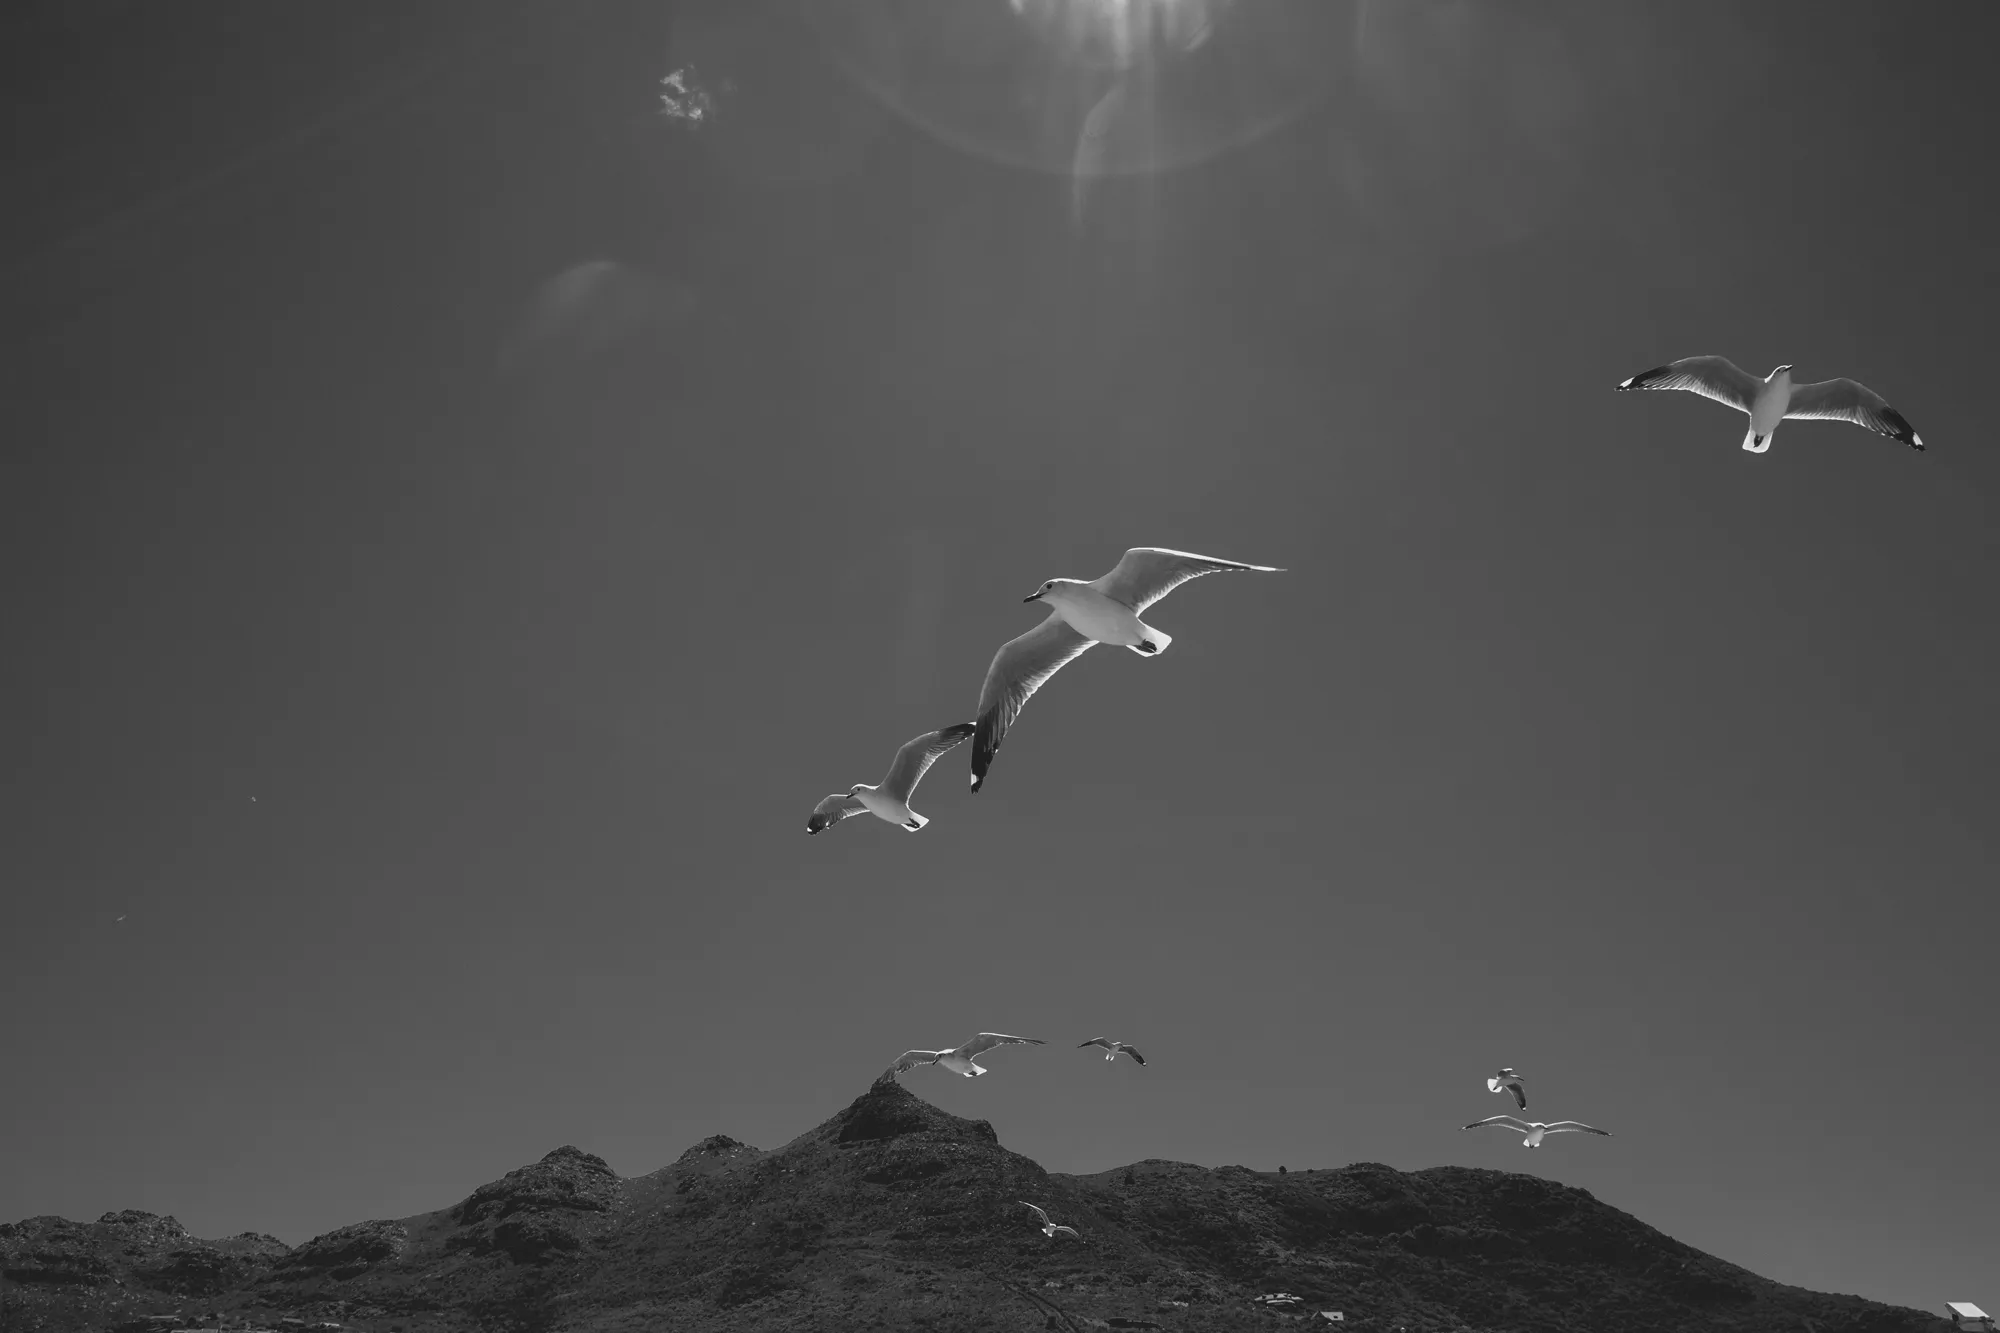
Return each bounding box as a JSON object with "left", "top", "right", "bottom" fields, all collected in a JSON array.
[
  {"left": 806, "top": 1078, "right": 1001, "bottom": 1149},
  {"left": 537, "top": 1145, "right": 614, "bottom": 1174},
  {"left": 673, "top": 1133, "right": 755, "bottom": 1165}
]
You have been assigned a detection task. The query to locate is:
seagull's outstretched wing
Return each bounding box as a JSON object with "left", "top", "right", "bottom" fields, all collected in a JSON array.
[
  {"left": 881, "top": 723, "right": 976, "bottom": 801},
  {"left": 1120, "top": 1044, "right": 1146, "bottom": 1065},
  {"left": 1616, "top": 356, "right": 1762, "bottom": 413},
  {"left": 1785, "top": 377, "right": 1924, "bottom": 450},
  {"left": 971, "top": 613, "right": 1095, "bottom": 792},
  {"left": 1463, "top": 1115, "right": 1533, "bottom": 1132},
  {"left": 883, "top": 1049, "right": 944, "bottom": 1080},
  {"left": 1049, "top": 1224, "right": 1080, "bottom": 1238},
  {"left": 1079, "top": 1037, "right": 1116, "bottom": 1052},
  {"left": 959, "top": 1033, "right": 1047, "bottom": 1058},
  {"left": 1020, "top": 1201, "right": 1052, "bottom": 1226},
  {"left": 1542, "top": 1121, "right": 1611, "bottom": 1136},
  {"left": 1505, "top": 1083, "right": 1526, "bottom": 1110},
  {"left": 806, "top": 793, "right": 868, "bottom": 835},
  {"left": 1090, "top": 547, "right": 1284, "bottom": 615}
]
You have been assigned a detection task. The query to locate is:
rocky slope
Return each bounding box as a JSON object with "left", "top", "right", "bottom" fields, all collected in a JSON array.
[{"left": 0, "top": 1083, "right": 1945, "bottom": 1332}]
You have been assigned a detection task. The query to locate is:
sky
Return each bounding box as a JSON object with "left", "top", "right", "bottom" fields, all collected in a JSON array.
[{"left": 3, "top": 0, "right": 1996, "bottom": 1317}]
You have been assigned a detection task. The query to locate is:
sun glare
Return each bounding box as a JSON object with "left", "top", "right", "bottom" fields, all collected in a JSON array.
[{"left": 1008, "top": 0, "right": 1226, "bottom": 71}]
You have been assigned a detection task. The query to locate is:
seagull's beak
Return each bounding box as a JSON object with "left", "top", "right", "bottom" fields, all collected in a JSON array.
[{"left": 1022, "top": 591, "right": 1042, "bottom": 603}]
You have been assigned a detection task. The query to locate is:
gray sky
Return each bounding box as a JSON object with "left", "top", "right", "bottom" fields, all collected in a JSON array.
[{"left": 3, "top": 0, "right": 1995, "bottom": 1315}]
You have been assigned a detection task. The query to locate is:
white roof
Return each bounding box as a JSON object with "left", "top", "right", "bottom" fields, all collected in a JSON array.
[{"left": 1947, "top": 1303, "right": 1989, "bottom": 1319}]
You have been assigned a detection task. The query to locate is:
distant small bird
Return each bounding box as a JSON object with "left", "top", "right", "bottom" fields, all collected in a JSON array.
[
  {"left": 1078, "top": 1037, "right": 1146, "bottom": 1065},
  {"left": 806, "top": 723, "right": 975, "bottom": 834},
  {"left": 1617, "top": 356, "right": 1922, "bottom": 453},
  {"left": 1487, "top": 1067, "right": 1526, "bottom": 1111},
  {"left": 1462, "top": 1115, "right": 1611, "bottom": 1148},
  {"left": 1019, "top": 1201, "right": 1079, "bottom": 1239},
  {"left": 880, "top": 1033, "right": 1047, "bottom": 1082},
  {"left": 114, "top": 914, "right": 126, "bottom": 923},
  {"left": 971, "top": 547, "right": 1283, "bottom": 791}
]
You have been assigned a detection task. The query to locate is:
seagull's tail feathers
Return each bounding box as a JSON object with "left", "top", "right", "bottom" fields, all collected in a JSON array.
[
  {"left": 1128, "top": 624, "right": 1172, "bottom": 656},
  {"left": 1742, "top": 427, "right": 1772, "bottom": 453},
  {"left": 902, "top": 812, "right": 928, "bottom": 831},
  {"left": 970, "top": 709, "right": 1001, "bottom": 792},
  {"left": 972, "top": 716, "right": 996, "bottom": 788}
]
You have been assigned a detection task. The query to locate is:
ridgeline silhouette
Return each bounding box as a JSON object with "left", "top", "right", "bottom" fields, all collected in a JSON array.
[{"left": 0, "top": 1082, "right": 1940, "bottom": 1332}]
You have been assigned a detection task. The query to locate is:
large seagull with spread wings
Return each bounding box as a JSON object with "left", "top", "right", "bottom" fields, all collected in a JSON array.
[
  {"left": 1020, "top": 1201, "right": 1080, "bottom": 1239},
  {"left": 878, "top": 1033, "right": 1047, "bottom": 1083},
  {"left": 1617, "top": 356, "right": 1923, "bottom": 453},
  {"left": 806, "top": 724, "right": 974, "bottom": 834},
  {"left": 1462, "top": 1115, "right": 1611, "bottom": 1149},
  {"left": 970, "top": 547, "right": 1283, "bottom": 792}
]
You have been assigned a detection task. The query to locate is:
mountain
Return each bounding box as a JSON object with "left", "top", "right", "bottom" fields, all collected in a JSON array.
[{"left": 0, "top": 1082, "right": 1944, "bottom": 1332}]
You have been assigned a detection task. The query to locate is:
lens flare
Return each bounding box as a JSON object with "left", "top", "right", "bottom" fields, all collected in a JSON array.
[
  {"left": 810, "top": 0, "right": 1342, "bottom": 182},
  {"left": 1007, "top": 0, "right": 1223, "bottom": 72}
]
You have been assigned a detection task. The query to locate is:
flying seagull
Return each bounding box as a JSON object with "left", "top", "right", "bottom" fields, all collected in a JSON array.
[
  {"left": 1616, "top": 356, "right": 1922, "bottom": 453},
  {"left": 971, "top": 547, "right": 1283, "bottom": 791},
  {"left": 1079, "top": 1037, "right": 1146, "bottom": 1065},
  {"left": 1462, "top": 1115, "right": 1610, "bottom": 1148},
  {"left": 1487, "top": 1067, "right": 1526, "bottom": 1110},
  {"left": 1019, "top": 1201, "right": 1080, "bottom": 1239},
  {"left": 806, "top": 723, "right": 975, "bottom": 834},
  {"left": 879, "top": 1033, "right": 1047, "bottom": 1082}
]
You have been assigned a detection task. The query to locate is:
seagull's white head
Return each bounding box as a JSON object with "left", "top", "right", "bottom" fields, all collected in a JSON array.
[
  {"left": 1023, "top": 578, "right": 1082, "bottom": 604},
  {"left": 1771, "top": 364, "right": 1795, "bottom": 378}
]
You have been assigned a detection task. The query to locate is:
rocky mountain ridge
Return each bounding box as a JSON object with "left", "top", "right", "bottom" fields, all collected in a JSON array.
[{"left": 0, "top": 1082, "right": 1946, "bottom": 1332}]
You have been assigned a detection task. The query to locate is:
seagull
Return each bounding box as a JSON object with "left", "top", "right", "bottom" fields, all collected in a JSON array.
[
  {"left": 806, "top": 723, "right": 975, "bottom": 834},
  {"left": 1487, "top": 1067, "right": 1526, "bottom": 1110},
  {"left": 1616, "top": 356, "right": 1923, "bottom": 453},
  {"left": 1461, "top": 1115, "right": 1610, "bottom": 1148},
  {"left": 879, "top": 1033, "right": 1047, "bottom": 1082},
  {"left": 1078, "top": 1037, "right": 1146, "bottom": 1065},
  {"left": 971, "top": 547, "right": 1283, "bottom": 791},
  {"left": 1019, "top": 1201, "right": 1080, "bottom": 1239}
]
